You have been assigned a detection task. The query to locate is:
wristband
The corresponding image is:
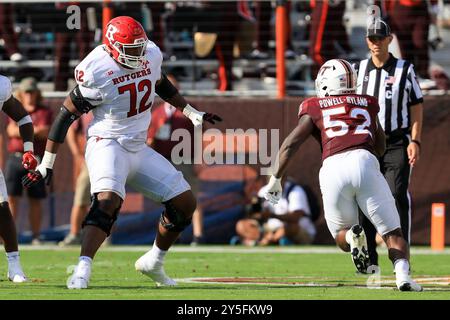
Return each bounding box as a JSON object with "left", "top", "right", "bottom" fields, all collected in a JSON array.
[
  {"left": 269, "top": 175, "right": 282, "bottom": 185},
  {"left": 23, "top": 141, "right": 34, "bottom": 153},
  {"left": 411, "top": 140, "right": 421, "bottom": 148},
  {"left": 41, "top": 151, "right": 57, "bottom": 169}
]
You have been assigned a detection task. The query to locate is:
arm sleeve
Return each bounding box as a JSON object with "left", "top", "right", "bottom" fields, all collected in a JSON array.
[
  {"left": 76, "top": 85, "right": 105, "bottom": 108},
  {"left": 155, "top": 74, "right": 179, "bottom": 100}
]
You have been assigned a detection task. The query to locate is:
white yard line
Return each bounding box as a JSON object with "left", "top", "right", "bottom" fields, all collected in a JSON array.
[
  {"left": 176, "top": 276, "right": 450, "bottom": 291},
  {"left": 20, "top": 244, "right": 450, "bottom": 255}
]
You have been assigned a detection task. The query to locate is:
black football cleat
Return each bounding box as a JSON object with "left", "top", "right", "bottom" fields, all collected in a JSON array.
[{"left": 348, "top": 224, "right": 371, "bottom": 274}]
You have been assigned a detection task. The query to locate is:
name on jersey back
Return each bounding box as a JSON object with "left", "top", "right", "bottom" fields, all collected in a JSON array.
[{"left": 318, "top": 96, "right": 368, "bottom": 109}]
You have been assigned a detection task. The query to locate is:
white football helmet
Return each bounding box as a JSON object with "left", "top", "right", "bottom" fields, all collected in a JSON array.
[{"left": 315, "top": 59, "right": 357, "bottom": 98}]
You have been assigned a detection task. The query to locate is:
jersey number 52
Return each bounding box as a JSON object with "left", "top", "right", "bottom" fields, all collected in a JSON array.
[{"left": 322, "top": 107, "right": 372, "bottom": 138}]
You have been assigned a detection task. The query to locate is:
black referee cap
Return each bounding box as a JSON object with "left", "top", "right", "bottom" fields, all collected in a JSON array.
[{"left": 367, "top": 19, "right": 391, "bottom": 38}]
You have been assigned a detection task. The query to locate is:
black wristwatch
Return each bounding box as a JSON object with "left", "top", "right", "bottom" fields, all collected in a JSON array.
[{"left": 411, "top": 140, "right": 421, "bottom": 148}]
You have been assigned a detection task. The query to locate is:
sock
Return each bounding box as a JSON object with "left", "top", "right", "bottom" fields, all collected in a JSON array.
[
  {"left": 345, "top": 229, "right": 353, "bottom": 245},
  {"left": 6, "top": 251, "right": 20, "bottom": 263},
  {"left": 394, "top": 259, "right": 410, "bottom": 276},
  {"left": 78, "top": 256, "right": 93, "bottom": 267},
  {"left": 150, "top": 241, "right": 167, "bottom": 262}
]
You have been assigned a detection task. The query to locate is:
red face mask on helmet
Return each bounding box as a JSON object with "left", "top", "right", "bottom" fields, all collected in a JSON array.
[{"left": 103, "top": 16, "right": 148, "bottom": 69}]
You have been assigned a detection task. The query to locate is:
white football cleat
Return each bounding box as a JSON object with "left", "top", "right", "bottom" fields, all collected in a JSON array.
[
  {"left": 347, "top": 225, "right": 370, "bottom": 274},
  {"left": 67, "top": 275, "right": 89, "bottom": 289},
  {"left": 67, "top": 264, "right": 91, "bottom": 289},
  {"left": 8, "top": 263, "right": 28, "bottom": 283},
  {"left": 396, "top": 274, "right": 423, "bottom": 292},
  {"left": 8, "top": 271, "right": 28, "bottom": 283},
  {"left": 135, "top": 253, "right": 177, "bottom": 287}
]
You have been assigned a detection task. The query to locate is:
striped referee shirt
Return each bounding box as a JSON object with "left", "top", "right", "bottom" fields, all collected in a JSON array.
[{"left": 355, "top": 53, "right": 423, "bottom": 134}]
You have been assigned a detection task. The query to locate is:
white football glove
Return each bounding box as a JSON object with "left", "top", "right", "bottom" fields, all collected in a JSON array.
[
  {"left": 183, "top": 104, "right": 222, "bottom": 127},
  {"left": 183, "top": 104, "right": 205, "bottom": 127},
  {"left": 263, "top": 175, "right": 282, "bottom": 205}
]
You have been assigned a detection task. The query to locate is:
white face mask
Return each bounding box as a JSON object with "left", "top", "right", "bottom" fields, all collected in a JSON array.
[{"left": 114, "top": 40, "right": 148, "bottom": 69}]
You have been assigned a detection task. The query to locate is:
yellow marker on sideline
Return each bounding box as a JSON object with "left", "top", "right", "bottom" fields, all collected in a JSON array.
[{"left": 431, "top": 203, "right": 446, "bottom": 251}]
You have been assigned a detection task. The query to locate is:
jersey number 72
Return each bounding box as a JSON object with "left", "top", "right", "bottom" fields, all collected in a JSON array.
[{"left": 118, "top": 79, "right": 153, "bottom": 118}]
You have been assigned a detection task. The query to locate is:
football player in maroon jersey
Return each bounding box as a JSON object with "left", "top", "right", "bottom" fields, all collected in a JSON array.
[{"left": 264, "top": 59, "right": 422, "bottom": 292}]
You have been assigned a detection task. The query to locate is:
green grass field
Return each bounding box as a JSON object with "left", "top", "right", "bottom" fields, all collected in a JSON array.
[{"left": 1, "top": 245, "right": 449, "bottom": 300}]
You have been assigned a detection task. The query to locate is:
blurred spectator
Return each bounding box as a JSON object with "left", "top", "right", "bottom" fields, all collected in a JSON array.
[
  {"left": 0, "top": 4, "right": 24, "bottom": 61},
  {"left": 5, "top": 78, "right": 53, "bottom": 244},
  {"left": 429, "top": 64, "right": 450, "bottom": 90},
  {"left": 234, "top": 177, "right": 317, "bottom": 246},
  {"left": 113, "top": 1, "right": 166, "bottom": 51},
  {"left": 309, "top": 0, "right": 355, "bottom": 76},
  {"left": 54, "top": 2, "right": 94, "bottom": 91},
  {"left": 147, "top": 75, "right": 204, "bottom": 245},
  {"left": 167, "top": 1, "right": 251, "bottom": 90},
  {"left": 251, "top": 1, "right": 296, "bottom": 59},
  {"left": 381, "top": 0, "right": 438, "bottom": 79},
  {"left": 186, "top": 1, "right": 254, "bottom": 91},
  {"left": 208, "top": 1, "right": 243, "bottom": 91},
  {"left": 251, "top": 0, "right": 272, "bottom": 59},
  {"left": 58, "top": 113, "right": 93, "bottom": 247}
]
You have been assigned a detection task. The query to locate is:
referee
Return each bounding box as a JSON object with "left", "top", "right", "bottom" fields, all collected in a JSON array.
[{"left": 355, "top": 19, "right": 424, "bottom": 266}]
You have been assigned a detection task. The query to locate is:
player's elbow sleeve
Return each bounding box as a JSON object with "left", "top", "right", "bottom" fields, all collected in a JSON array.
[
  {"left": 155, "top": 74, "right": 179, "bottom": 100},
  {"left": 48, "top": 106, "right": 80, "bottom": 143},
  {"left": 70, "top": 85, "right": 101, "bottom": 113}
]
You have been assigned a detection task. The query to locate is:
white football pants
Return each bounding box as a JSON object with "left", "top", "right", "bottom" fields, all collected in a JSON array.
[
  {"left": 319, "top": 149, "right": 401, "bottom": 238},
  {"left": 85, "top": 137, "right": 190, "bottom": 202}
]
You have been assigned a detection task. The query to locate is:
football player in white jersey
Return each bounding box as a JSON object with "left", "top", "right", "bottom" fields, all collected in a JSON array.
[
  {"left": 0, "top": 74, "right": 38, "bottom": 283},
  {"left": 23, "top": 16, "right": 222, "bottom": 289}
]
